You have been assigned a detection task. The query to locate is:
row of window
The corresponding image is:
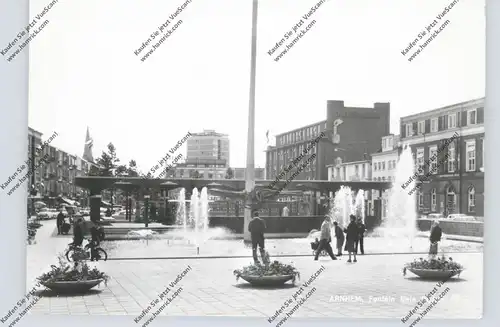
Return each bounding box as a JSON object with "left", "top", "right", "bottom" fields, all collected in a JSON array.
[
  {"left": 278, "top": 122, "right": 326, "bottom": 146},
  {"left": 414, "top": 139, "right": 483, "bottom": 173},
  {"left": 405, "top": 109, "right": 478, "bottom": 137},
  {"left": 373, "top": 160, "right": 397, "bottom": 171},
  {"left": 415, "top": 186, "right": 476, "bottom": 213}
]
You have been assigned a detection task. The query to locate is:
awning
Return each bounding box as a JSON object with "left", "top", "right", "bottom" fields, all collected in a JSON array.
[{"left": 60, "top": 197, "right": 77, "bottom": 206}]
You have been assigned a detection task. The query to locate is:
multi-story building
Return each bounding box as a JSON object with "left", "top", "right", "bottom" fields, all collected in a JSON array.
[
  {"left": 186, "top": 130, "right": 230, "bottom": 167},
  {"left": 28, "top": 127, "right": 43, "bottom": 194},
  {"left": 328, "top": 160, "right": 371, "bottom": 181},
  {"left": 371, "top": 134, "right": 400, "bottom": 183},
  {"left": 400, "top": 97, "right": 484, "bottom": 216},
  {"left": 233, "top": 167, "right": 266, "bottom": 180},
  {"left": 265, "top": 100, "right": 390, "bottom": 181},
  {"left": 370, "top": 134, "right": 400, "bottom": 219},
  {"left": 29, "top": 127, "right": 97, "bottom": 202},
  {"left": 172, "top": 159, "right": 228, "bottom": 179}
]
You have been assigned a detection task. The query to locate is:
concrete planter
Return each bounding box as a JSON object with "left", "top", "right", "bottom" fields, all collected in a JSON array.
[
  {"left": 41, "top": 279, "right": 104, "bottom": 294},
  {"left": 407, "top": 268, "right": 463, "bottom": 280},
  {"left": 238, "top": 275, "right": 295, "bottom": 286}
]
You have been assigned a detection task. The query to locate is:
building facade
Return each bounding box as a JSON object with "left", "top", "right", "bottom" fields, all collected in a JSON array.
[
  {"left": 265, "top": 100, "right": 390, "bottom": 181},
  {"left": 171, "top": 159, "right": 228, "bottom": 179},
  {"left": 370, "top": 134, "right": 400, "bottom": 219},
  {"left": 186, "top": 130, "right": 230, "bottom": 167},
  {"left": 233, "top": 167, "right": 265, "bottom": 180},
  {"left": 400, "top": 97, "right": 484, "bottom": 217},
  {"left": 328, "top": 160, "right": 372, "bottom": 181},
  {"left": 29, "top": 127, "right": 96, "bottom": 201},
  {"left": 371, "top": 134, "right": 400, "bottom": 183}
]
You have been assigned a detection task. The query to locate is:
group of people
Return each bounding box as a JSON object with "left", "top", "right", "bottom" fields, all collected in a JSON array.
[
  {"left": 312, "top": 214, "right": 366, "bottom": 263},
  {"left": 56, "top": 207, "right": 106, "bottom": 261},
  {"left": 247, "top": 210, "right": 367, "bottom": 265}
]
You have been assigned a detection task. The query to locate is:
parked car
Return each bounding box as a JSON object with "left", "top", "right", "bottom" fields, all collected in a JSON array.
[
  {"left": 37, "top": 208, "right": 58, "bottom": 220},
  {"left": 427, "top": 213, "right": 444, "bottom": 220},
  {"left": 446, "top": 214, "right": 477, "bottom": 221}
]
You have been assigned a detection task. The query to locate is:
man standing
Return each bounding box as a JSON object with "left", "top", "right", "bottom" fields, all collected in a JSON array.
[
  {"left": 333, "top": 221, "right": 345, "bottom": 256},
  {"left": 72, "top": 218, "right": 84, "bottom": 247},
  {"left": 355, "top": 218, "right": 366, "bottom": 255},
  {"left": 248, "top": 211, "right": 267, "bottom": 264},
  {"left": 56, "top": 208, "right": 65, "bottom": 235},
  {"left": 429, "top": 220, "right": 442, "bottom": 258},
  {"left": 314, "top": 216, "right": 337, "bottom": 261}
]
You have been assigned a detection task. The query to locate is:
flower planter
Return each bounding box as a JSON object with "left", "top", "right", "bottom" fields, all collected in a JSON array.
[
  {"left": 406, "top": 268, "right": 463, "bottom": 280},
  {"left": 238, "top": 274, "right": 295, "bottom": 286},
  {"left": 40, "top": 279, "right": 104, "bottom": 294}
]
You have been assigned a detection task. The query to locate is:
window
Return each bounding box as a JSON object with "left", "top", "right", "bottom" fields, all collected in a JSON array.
[
  {"left": 388, "top": 161, "right": 392, "bottom": 170},
  {"left": 431, "top": 189, "right": 437, "bottom": 211},
  {"left": 393, "top": 160, "right": 397, "bottom": 169},
  {"left": 373, "top": 162, "right": 377, "bottom": 171},
  {"left": 417, "top": 121, "right": 425, "bottom": 134},
  {"left": 447, "top": 142, "right": 456, "bottom": 172},
  {"left": 448, "top": 114, "right": 457, "bottom": 129},
  {"left": 481, "top": 138, "right": 484, "bottom": 170},
  {"left": 417, "top": 191, "right": 424, "bottom": 208},
  {"left": 468, "top": 109, "right": 477, "bottom": 125},
  {"left": 382, "top": 161, "right": 385, "bottom": 170},
  {"left": 416, "top": 148, "right": 425, "bottom": 174},
  {"left": 405, "top": 124, "right": 412, "bottom": 137},
  {"left": 388, "top": 138, "right": 393, "bottom": 149},
  {"left": 468, "top": 186, "right": 475, "bottom": 212},
  {"left": 430, "top": 118, "right": 438, "bottom": 133},
  {"left": 466, "top": 140, "right": 476, "bottom": 172},
  {"left": 429, "top": 146, "right": 438, "bottom": 174}
]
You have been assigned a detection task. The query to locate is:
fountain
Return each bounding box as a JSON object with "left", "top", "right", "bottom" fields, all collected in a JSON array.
[
  {"left": 354, "top": 190, "right": 365, "bottom": 223},
  {"left": 374, "top": 146, "right": 418, "bottom": 247},
  {"left": 169, "top": 187, "right": 229, "bottom": 253}
]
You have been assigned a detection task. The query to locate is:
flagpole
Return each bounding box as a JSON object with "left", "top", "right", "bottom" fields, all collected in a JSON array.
[{"left": 244, "top": 0, "right": 259, "bottom": 243}]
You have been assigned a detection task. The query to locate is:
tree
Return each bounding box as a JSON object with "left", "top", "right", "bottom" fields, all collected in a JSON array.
[
  {"left": 126, "top": 160, "right": 139, "bottom": 177},
  {"left": 89, "top": 143, "right": 120, "bottom": 176},
  {"left": 225, "top": 167, "right": 234, "bottom": 179}
]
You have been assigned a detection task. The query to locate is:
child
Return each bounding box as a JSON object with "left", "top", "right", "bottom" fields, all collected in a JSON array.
[{"left": 310, "top": 238, "right": 320, "bottom": 255}]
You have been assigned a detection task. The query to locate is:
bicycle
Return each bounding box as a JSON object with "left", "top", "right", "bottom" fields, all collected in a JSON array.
[{"left": 65, "top": 239, "right": 108, "bottom": 262}]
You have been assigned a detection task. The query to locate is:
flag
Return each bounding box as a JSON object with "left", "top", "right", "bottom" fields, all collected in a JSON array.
[
  {"left": 83, "top": 127, "right": 94, "bottom": 162},
  {"left": 266, "top": 130, "right": 269, "bottom": 144}
]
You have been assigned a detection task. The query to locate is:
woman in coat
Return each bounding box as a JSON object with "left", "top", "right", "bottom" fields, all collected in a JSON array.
[{"left": 344, "top": 215, "right": 359, "bottom": 263}]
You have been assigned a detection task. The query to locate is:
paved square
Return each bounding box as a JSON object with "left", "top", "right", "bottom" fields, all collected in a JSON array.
[{"left": 26, "top": 221, "right": 483, "bottom": 320}]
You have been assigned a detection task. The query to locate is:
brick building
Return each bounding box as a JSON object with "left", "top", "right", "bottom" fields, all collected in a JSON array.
[
  {"left": 400, "top": 97, "right": 484, "bottom": 217},
  {"left": 265, "top": 100, "right": 390, "bottom": 181}
]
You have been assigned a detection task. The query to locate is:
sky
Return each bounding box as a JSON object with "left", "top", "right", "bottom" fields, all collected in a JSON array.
[{"left": 27, "top": 0, "right": 485, "bottom": 173}]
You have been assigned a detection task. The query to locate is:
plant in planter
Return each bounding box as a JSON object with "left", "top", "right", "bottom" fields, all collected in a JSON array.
[
  {"left": 234, "top": 252, "right": 300, "bottom": 286},
  {"left": 37, "top": 254, "right": 110, "bottom": 293},
  {"left": 403, "top": 254, "right": 464, "bottom": 279}
]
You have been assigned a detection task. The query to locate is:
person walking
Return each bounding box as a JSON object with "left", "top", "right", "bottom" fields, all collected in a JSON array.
[
  {"left": 355, "top": 218, "right": 366, "bottom": 255},
  {"left": 344, "top": 215, "right": 359, "bottom": 263},
  {"left": 314, "top": 216, "right": 337, "bottom": 261},
  {"left": 429, "top": 220, "right": 442, "bottom": 258},
  {"left": 56, "top": 208, "right": 65, "bottom": 235},
  {"left": 71, "top": 218, "right": 84, "bottom": 247},
  {"left": 333, "top": 221, "right": 345, "bottom": 256},
  {"left": 248, "top": 211, "right": 267, "bottom": 265}
]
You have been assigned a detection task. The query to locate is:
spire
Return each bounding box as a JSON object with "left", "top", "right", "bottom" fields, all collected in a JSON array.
[{"left": 83, "top": 127, "right": 94, "bottom": 162}]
